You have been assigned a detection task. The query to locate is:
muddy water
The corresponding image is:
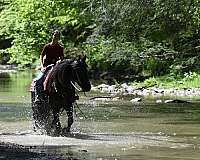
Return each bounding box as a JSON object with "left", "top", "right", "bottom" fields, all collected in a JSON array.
[{"left": 0, "top": 71, "right": 200, "bottom": 160}]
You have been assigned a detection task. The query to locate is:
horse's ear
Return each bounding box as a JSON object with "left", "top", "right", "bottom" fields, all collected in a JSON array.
[
  {"left": 78, "top": 55, "right": 82, "bottom": 60},
  {"left": 82, "top": 55, "right": 86, "bottom": 62},
  {"left": 77, "top": 54, "right": 86, "bottom": 62}
]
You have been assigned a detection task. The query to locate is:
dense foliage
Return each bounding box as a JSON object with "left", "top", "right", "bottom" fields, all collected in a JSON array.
[
  {"left": 0, "top": 0, "right": 89, "bottom": 66},
  {"left": 0, "top": 0, "right": 200, "bottom": 82}
]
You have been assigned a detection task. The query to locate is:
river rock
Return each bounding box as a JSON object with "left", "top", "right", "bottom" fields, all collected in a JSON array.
[
  {"left": 91, "top": 83, "right": 200, "bottom": 100},
  {"left": 107, "top": 85, "right": 116, "bottom": 93},
  {"left": 156, "top": 99, "right": 162, "bottom": 103},
  {"left": 164, "top": 99, "right": 190, "bottom": 103},
  {"left": 130, "top": 97, "right": 142, "bottom": 103}
]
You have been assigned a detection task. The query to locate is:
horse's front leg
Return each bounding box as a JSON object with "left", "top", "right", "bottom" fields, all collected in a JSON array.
[{"left": 62, "top": 103, "right": 74, "bottom": 134}]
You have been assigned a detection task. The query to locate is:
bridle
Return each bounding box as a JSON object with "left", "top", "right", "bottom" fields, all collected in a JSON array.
[
  {"left": 70, "top": 81, "right": 81, "bottom": 92},
  {"left": 51, "top": 60, "right": 87, "bottom": 95},
  {"left": 70, "top": 60, "right": 84, "bottom": 92}
]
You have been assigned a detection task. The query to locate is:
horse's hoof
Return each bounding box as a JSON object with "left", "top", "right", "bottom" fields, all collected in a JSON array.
[
  {"left": 48, "top": 130, "right": 61, "bottom": 137},
  {"left": 61, "top": 127, "right": 70, "bottom": 136},
  {"left": 47, "top": 125, "right": 61, "bottom": 137}
]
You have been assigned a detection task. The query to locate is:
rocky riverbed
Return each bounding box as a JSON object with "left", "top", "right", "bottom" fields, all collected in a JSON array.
[
  {"left": 1, "top": 64, "right": 199, "bottom": 103},
  {"left": 91, "top": 83, "right": 200, "bottom": 102},
  {"left": 0, "top": 64, "right": 17, "bottom": 73}
]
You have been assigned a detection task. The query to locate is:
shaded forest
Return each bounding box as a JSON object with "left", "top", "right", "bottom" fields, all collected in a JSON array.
[{"left": 0, "top": 0, "right": 200, "bottom": 82}]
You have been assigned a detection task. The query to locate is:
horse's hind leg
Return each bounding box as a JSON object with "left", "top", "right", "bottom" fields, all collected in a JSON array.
[
  {"left": 50, "top": 108, "right": 61, "bottom": 136},
  {"left": 63, "top": 103, "right": 74, "bottom": 133}
]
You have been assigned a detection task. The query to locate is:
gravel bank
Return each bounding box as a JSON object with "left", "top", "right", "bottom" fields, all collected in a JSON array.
[
  {"left": 91, "top": 83, "right": 200, "bottom": 102},
  {"left": 0, "top": 64, "right": 17, "bottom": 73}
]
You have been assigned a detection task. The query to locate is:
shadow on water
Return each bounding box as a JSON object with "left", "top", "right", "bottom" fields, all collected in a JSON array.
[
  {"left": 79, "top": 101, "right": 200, "bottom": 120},
  {"left": 61, "top": 132, "right": 97, "bottom": 140},
  {"left": 0, "top": 142, "right": 74, "bottom": 160},
  {"left": 140, "top": 103, "right": 200, "bottom": 125}
]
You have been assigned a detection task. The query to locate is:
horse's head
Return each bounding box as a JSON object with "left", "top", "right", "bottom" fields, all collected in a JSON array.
[{"left": 71, "top": 56, "right": 91, "bottom": 92}]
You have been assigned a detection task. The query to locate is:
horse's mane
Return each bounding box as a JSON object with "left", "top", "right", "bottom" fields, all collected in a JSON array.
[{"left": 46, "top": 59, "right": 75, "bottom": 95}]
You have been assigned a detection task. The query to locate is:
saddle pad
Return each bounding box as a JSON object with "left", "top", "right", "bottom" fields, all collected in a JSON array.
[{"left": 43, "top": 65, "right": 54, "bottom": 91}]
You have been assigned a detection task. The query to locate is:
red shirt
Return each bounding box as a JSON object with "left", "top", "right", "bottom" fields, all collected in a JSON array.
[{"left": 41, "top": 43, "right": 64, "bottom": 67}]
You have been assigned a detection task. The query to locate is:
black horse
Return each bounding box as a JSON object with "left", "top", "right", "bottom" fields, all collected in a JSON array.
[{"left": 31, "top": 56, "right": 91, "bottom": 136}]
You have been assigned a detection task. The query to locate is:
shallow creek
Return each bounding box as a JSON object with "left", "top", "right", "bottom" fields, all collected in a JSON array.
[{"left": 0, "top": 71, "right": 200, "bottom": 160}]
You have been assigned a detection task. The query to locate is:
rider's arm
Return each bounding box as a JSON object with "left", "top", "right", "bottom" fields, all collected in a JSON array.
[
  {"left": 57, "top": 47, "right": 64, "bottom": 63},
  {"left": 41, "top": 44, "right": 48, "bottom": 67},
  {"left": 60, "top": 47, "right": 64, "bottom": 60}
]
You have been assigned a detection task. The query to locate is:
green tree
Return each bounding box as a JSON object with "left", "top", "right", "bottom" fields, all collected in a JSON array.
[
  {"left": 1, "top": 0, "right": 200, "bottom": 81},
  {"left": 83, "top": 0, "right": 200, "bottom": 79},
  {"left": 0, "top": 0, "right": 89, "bottom": 67}
]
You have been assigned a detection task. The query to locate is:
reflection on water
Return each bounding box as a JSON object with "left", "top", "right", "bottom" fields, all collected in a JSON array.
[
  {"left": 0, "top": 71, "right": 33, "bottom": 103},
  {"left": 0, "top": 72, "right": 12, "bottom": 92},
  {"left": 0, "top": 71, "right": 200, "bottom": 160}
]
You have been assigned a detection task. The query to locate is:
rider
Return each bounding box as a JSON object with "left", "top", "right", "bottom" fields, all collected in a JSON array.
[
  {"left": 35, "top": 30, "right": 64, "bottom": 103},
  {"left": 41, "top": 30, "right": 64, "bottom": 68}
]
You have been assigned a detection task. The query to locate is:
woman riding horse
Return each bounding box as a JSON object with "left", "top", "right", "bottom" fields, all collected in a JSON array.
[
  {"left": 32, "top": 56, "right": 91, "bottom": 136},
  {"left": 34, "top": 30, "right": 64, "bottom": 103}
]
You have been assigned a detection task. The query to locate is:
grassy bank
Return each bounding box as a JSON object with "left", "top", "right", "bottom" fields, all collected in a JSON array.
[{"left": 133, "top": 72, "right": 200, "bottom": 89}]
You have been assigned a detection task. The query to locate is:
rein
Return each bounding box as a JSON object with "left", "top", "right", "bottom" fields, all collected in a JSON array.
[
  {"left": 70, "top": 81, "right": 81, "bottom": 92},
  {"left": 74, "top": 102, "right": 87, "bottom": 119},
  {"left": 71, "top": 63, "right": 84, "bottom": 92}
]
